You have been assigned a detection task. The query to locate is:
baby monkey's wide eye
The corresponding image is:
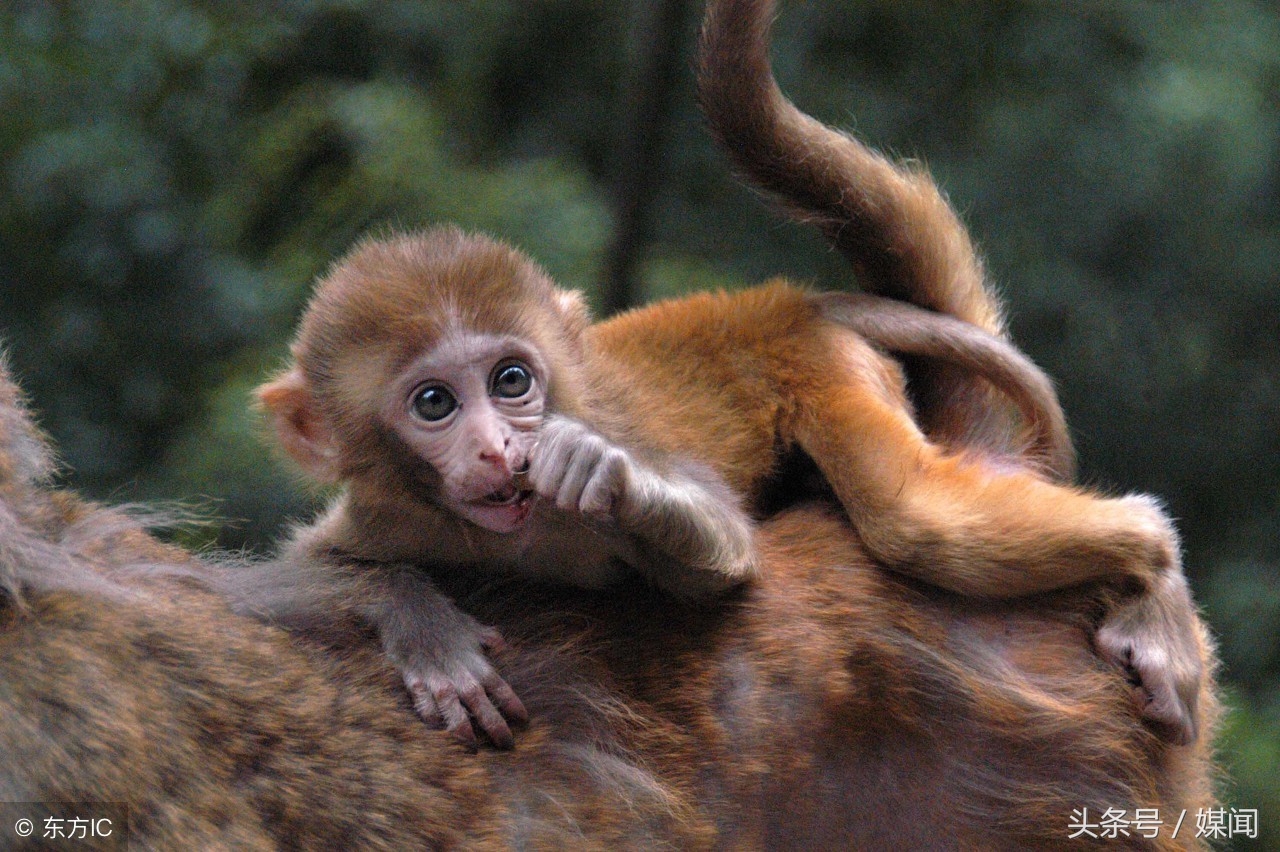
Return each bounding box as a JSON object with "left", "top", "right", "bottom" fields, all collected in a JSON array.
[
  {"left": 491, "top": 363, "right": 533, "bottom": 399},
  {"left": 411, "top": 385, "right": 458, "bottom": 422}
]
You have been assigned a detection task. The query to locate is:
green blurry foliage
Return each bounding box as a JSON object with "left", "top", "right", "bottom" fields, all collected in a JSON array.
[{"left": 0, "top": 2, "right": 1277, "bottom": 844}]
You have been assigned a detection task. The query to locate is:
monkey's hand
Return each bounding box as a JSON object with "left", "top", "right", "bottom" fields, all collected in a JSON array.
[
  {"left": 377, "top": 573, "right": 528, "bottom": 750},
  {"left": 1095, "top": 565, "right": 1205, "bottom": 746},
  {"left": 527, "top": 415, "right": 643, "bottom": 519},
  {"left": 530, "top": 415, "right": 758, "bottom": 595}
]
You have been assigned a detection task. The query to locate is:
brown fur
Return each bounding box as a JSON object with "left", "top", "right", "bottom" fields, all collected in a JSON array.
[{"left": 0, "top": 359, "right": 1220, "bottom": 849}]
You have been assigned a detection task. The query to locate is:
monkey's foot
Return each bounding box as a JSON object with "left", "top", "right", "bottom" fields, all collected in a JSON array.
[{"left": 1095, "top": 570, "right": 1204, "bottom": 746}]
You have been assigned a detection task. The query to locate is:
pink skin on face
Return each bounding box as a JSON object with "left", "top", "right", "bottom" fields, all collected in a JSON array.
[
  {"left": 384, "top": 330, "right": 545, "bottom": 534},
  {"left": 444, "top": 402, "right": 535, "bottom": 533}
]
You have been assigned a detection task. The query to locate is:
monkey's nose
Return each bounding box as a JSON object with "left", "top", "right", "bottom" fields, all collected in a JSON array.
[{"left": 479, "top": 448, "right": 512, "bottom": 474}]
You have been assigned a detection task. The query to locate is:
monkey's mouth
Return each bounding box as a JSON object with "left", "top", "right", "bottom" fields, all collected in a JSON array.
[
  {"left": 463, "top": 478, "right": 536, "bottom": 534},
  {"left": 479, "top": 467, "right": 534, "bottom": 507}
]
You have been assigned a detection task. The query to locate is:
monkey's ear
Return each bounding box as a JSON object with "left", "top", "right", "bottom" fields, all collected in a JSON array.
[
  {"left": 257, "top": 368, "right": 341, "bottom": 483},
  {"left": 555, "top": 289, "right": 591, "bottom": 340}
]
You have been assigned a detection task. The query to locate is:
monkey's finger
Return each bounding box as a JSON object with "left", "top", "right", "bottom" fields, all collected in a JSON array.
[
  {"left": 1129, "top": 652, "right": 1198, "bottom": 745},
  {"left": 579, "top": 452, "right": 625, "bottom": 516},
  {"left": 529, "top": 435, "right": 573, "bottom": 497},
  {"left": 431, "top": 679, "right": 478, "bottom": 750},
  {"left": 409, "top": 684, "right": 444, "bottom": 730},
  {"left": 483, "top": 673, "right": 529, "bottom": 727},
  {"left": 1142, "top": 685, "right": 1196, "bottom": 746},
  {"left": 554, "top": 444, "right": 597, "bottom": 511},
  {"left": 457, "top": 678, "right": 515, "bottom": 749}
]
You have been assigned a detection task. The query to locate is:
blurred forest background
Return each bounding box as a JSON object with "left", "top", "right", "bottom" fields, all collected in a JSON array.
[{"left": 0, "top": 0, "right": 1276, "bottom": 844}]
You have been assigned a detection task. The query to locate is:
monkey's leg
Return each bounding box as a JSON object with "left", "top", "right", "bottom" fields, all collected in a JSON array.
[
  {"left": 789, "top": 331, "right": 1202, "bottom": 746},
  {"left": 787, "top": 335, "right": 1177, "bottom": 599}
]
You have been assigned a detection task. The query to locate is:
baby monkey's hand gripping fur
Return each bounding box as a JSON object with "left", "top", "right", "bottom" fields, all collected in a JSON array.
[{"left": 228, "top": 543, "right": 527, "bottom": 750}]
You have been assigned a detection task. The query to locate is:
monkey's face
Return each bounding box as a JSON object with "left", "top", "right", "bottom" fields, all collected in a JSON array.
[{"left": 384, "top": 330, "right": 545, "bottom": 534}]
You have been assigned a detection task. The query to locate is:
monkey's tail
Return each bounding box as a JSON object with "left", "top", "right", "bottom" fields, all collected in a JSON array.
[
  {"left": 817, "top": 293, "right": 1074, "bottom": 480},
  {"left": 697, "top": 0, "right": 998, "bottom": 331},
  {"left": 697, "top": 0, "right": 1066, "bottom": 469}
]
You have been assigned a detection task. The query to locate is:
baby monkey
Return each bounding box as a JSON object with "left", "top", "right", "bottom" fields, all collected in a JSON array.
[{"left": 246, "top": 226, "right": 1178, "bottom": 749}]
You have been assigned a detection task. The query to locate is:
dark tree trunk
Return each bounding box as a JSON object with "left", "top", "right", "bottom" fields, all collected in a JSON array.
[{"left": 601, "top": 0, "right": 695, "bottom": 316}]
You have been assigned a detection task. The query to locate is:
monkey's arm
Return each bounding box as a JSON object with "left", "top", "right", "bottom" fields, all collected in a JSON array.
[
  {"left": 529, "top": 415, "right": 758, "bottom": 598},
  {"left": 368, "top": 567, "right": 527, "bottom": 749},
  {"left": 217, "top": 555, "right": 526, "bottom": 749}
]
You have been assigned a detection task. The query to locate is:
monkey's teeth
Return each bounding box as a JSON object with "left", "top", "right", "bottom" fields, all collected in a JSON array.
[{"left": 484, "top": 485, "right": 520, "bottom": 505}]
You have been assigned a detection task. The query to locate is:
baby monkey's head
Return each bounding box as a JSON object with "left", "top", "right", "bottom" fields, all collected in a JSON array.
[{"left": 259, "top": 227, "right": 591, "bottom": 534}]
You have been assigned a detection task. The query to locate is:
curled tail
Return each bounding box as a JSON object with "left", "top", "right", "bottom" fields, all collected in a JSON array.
[
  {"left": 817, "top": 293, "right": 1073, "bottom": 479},
  {"left": 697, "top": 0, "right": 1068, "bottom": 471}
]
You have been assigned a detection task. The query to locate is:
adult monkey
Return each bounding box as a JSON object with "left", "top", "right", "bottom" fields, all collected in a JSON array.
[{"left": 0, "top": 362, "right": 1218, "bottom": 850}]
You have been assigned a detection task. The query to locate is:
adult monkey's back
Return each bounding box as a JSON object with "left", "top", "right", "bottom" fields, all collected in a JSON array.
[
  {"left": 0, "top": 361, "right": 1219, "bottom": 849},
  {"left": 698, "top": 0, "right": 1205, "bottom": 744}
]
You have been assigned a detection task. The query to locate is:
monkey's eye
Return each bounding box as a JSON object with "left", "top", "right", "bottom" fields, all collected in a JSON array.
[
  {"left": 491, "top": 363, "right": 533, "bottom": 399},
  {"left": 411, "top": 385, "right": 458, "bottom": 422}
]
